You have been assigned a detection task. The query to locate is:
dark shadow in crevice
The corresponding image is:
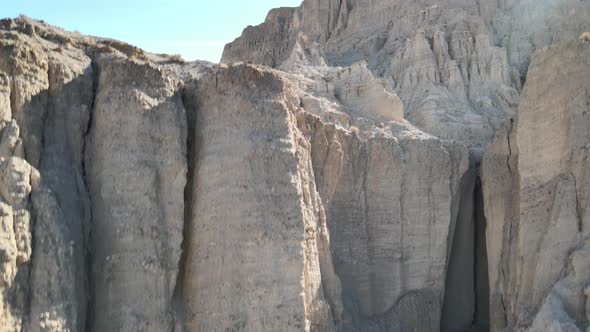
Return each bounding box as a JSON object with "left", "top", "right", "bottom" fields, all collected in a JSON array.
[
  {"left": 171, "top": 79, "right": 203, "bottom": 331},
  {"left": 473, "top": 177, "right": 490, "bottom": 331},
  {"left": 441, "top": 167, "right": 490, "bottom": 332}
]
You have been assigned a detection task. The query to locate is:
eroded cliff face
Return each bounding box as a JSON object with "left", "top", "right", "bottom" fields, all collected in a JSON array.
[
  {"left": 85, "top": 54, "right": 188, "bottom": 331},
  {"left": 223, "top": 0, "right": 590, "bottom": 154},
  {"left": 482, "top": 41, "right": 590, "bottom": 331},
  {"left": 0, "top": 15, "right": 471, "bottom": 332},
  {"left": 1, "top": 0, "right": 590, "bottom": 330},
  {"left": 176, "top": 65, "right": 340, "bottom": 331},
  {"left": 298, "top": 111, "right": 468, "bottom": 330},
  {"left": 222, "top": 0, "right": 590, "bottom": 330}
]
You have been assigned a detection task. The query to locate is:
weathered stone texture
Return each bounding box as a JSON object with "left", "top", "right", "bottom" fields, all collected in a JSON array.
[
  {"left": 482, "top": 41, "right": 590, "bottom": 331},
  {"left": 223, "top": 0, "right": 590, "bottom": 154},
  {"left": 1, "top": 2, "right": 590, "bottom": 331},
  {"left": 177, "top": 64, "right": 339, "bottom": 331},
  {"left": 85, "top": 54, "right": 187, "bottom": 331}
]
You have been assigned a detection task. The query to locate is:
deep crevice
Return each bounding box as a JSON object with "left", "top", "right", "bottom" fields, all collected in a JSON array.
[
  {"left": 473, "top": 177, "right": 490, "bottom": 330},
  {"left": 81, "top": 53, "right": 100, "bottom": 332},
  {"left": 441, "top": 167, "right": 490, "bottom": 332},
  {"left": 571, "top": 173, "right": 583, "bottom": 233},
  {"left": 506, "top": 118, "right": 514, "bottom": 176},
  {"left": 171, "top": 82, "right": 199, "bottom": 331}
]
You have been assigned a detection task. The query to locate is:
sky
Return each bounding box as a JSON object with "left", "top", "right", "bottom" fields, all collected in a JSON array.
[{"left": 1, "top": 0, "right": 303, "bottom": 62}]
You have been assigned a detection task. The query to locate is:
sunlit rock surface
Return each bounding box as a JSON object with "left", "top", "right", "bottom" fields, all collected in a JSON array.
[{"left": 0, "top": 0, "right": 590, "bottom": 330}]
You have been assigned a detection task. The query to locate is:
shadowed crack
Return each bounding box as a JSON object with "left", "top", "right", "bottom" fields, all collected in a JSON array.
[
  {"left": 441, "top": 167, "right": 490, "bottom": 332},
  {"left": 81, "top": 53, "right": 100, "bottom": 332},
  {"left": 171, "top": 81, "right": 200, "bottom": 331}
]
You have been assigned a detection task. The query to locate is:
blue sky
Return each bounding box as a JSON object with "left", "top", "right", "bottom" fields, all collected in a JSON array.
[{"left": 1, "top": 0, "right": 303, "bottom": 62}]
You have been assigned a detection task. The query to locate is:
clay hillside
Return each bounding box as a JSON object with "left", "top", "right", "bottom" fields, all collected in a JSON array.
[{"left": 1, "top": 0, "right": 590, "bottom": 331}]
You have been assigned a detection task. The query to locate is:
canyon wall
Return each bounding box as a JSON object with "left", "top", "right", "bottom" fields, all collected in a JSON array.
[
  {"left": 482, "top": 41, "right": 590, "bottom": 331},
  {"left": 0, "top": 0, "right": 589, "bottom": 330},
  {"left": 222, "top": 0, "right": 590, "bottom": 330},
  {"left": 176, "top": 64, "right": 339, "bottom": 331},
  {"left": 0, "top": 16, "right": 469, "bottom": 332},
  {"left": 223, "top": 0, "right": 590, "bottom": 154}
]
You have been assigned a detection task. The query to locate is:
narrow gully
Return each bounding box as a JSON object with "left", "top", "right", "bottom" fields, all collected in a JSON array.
[{"left": 441, "top": 166, "right": 490, "bottom": 332}]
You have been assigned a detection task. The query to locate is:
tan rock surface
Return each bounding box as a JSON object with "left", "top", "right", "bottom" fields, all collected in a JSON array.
[
  {"left": 84, "top": 54, "right": 187, "bottom": 331},
  {"left": 298, "top": 112, "right": 468, "bottom": 330},
  {"left": 0, "top": 17, "right": 471, "bottom": 329},
  {"left": 482, "top": 40, "right": 590, "bottom": 331},
  {"left": 0, "top": 2, "right": 589, "bottom": 331},
  {"left": 0, "top": 17, "right": 192, "bottom": 332},
  {"left": 176, "top": 64, "right": 341, "bottom": 331},
  {"left": 223, "top": 0, "right": 590, "bottom": 154}
]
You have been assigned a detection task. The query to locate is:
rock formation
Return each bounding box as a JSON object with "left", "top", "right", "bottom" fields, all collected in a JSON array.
[
  {"left": 176, "top": 64, "right": 340, "bottom": 331},
  {"left": 0, "top": 0, "right": 589, "bottom": 331},
  {"left": 223, "top": 0, "right": 590, "bottom": 154},
  {"left": 482, "top": 41, "right": 590, "bottom": 331}
]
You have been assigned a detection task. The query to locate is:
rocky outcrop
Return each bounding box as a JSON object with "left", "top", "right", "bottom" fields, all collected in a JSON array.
[
  {"left": 176, "top": 64, "right": 340, "bottom": 331},
  {"left": 482, "top": 41, "right": 590, "bottom": 331},
  {"left": 0, "top": 17, "right": 192, "bottom": 332},
  {"left": 223, "top": 0, "right": 590, "bottom": 155},
  {"left": 0, "top": 134, "right": 38, "bottom": 331},
  {"left": 84, "top": 54, "right": 187, "bottom": 331},
  {"left": 0, "top": 15, "right": 475, "bottom": 331},
  {"left": 222, "top": 4, "right": 590, "bottom": 328},
  {"left": 170, "top": 62, "right": 469, "bottom": 331},
  {"left": 298, "top": 112, "right": 468, "bottom": 330},
  {"left": 28, "top": 41, "right": 93, "bottom": 332},
  {"left": 295, "top": 61, "right": 404, "bottom": 126},
  {"left": 384, "top": 27, "right": 519, "bottom": 153},
  {"left": 1, "top": 1, "right": 590, "bottom": 330}
]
